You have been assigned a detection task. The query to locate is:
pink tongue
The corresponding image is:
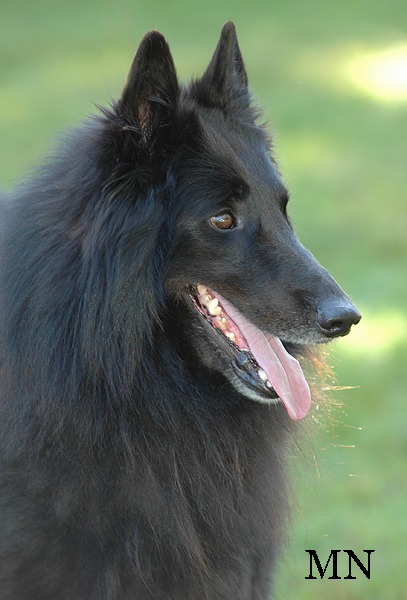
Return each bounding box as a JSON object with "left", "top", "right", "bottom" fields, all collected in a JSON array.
[{"left": 216, "top": 294, "right": 311, "bottom": 420}]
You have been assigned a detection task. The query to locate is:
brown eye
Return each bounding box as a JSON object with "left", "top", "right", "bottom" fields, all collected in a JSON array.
[{"left": 210, "top": 212, "right": 236, "bottom": 230}]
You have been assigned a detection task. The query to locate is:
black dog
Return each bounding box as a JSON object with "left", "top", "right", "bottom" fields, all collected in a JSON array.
[{"left": 0, "top": 22, "right": 360, "bottom": 599}]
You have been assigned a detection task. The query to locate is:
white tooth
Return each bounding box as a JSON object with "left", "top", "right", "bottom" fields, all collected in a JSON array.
[
  {"left": 197, "top": 284, "right": 207, "bottom": 296},
  {"left": 207, "top": 298, "right": 220, "bottom": 315},
  {"left": 225, "top": 331, "right": 236, "bottom": 342},
  {"left": 202, "top": 294, "right": 211, "bottom": 303},
  {"left": 266, "top": 381, "right": 273, "bottom": 389},
  {"left": 216, "top": 317, "right": 227, "bottom": 330},
  {"left": 258, "top": 369, "right": 268, "bottom": 382}
]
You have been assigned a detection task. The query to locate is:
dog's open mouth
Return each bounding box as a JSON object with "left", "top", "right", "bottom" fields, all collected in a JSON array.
[{"left": 188, "top": 284, "right": 311, "bottom": 420}]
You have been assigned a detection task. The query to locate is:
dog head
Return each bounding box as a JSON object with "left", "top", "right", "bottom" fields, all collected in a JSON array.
[{"left": 115, "top": 22, "right": 361, "bottom": 419}]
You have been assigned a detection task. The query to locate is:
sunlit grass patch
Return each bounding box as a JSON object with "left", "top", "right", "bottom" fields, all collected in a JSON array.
[
  {"left": 289, "top": 41, "right": 407, "bottom": 105},
  {"left": 339, "top": 308, "right": 407, "bottom": 357},
  {"left": 346, "top": 45, "right": 407, "bottom": 102}
]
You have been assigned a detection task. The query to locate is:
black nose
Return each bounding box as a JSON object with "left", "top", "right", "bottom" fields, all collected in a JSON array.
[{"left": 317, "top": 301, "right": 361, "bottom": 338}]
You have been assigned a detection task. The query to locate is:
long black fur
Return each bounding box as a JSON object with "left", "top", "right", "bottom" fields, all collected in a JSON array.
[{"left": 0, "top": 22, "right": 360, "bottom": 599}]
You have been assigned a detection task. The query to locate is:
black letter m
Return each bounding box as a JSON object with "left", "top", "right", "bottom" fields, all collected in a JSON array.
[{"left": 305, "top": 550, "right": 341, "bottom": 579}]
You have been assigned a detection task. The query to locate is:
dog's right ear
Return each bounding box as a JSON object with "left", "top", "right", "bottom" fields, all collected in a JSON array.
[{"left": 118, "top": 30, "right": 179, "bottom": 144}]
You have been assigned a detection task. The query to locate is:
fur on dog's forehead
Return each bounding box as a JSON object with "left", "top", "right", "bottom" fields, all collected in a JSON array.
[{"left": 191, "top": 107, "right": 286, "bottom": 199}]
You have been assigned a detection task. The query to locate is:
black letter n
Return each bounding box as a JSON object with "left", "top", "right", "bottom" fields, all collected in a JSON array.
[
  {"left": 343, "top": 550, "right": 375, "bottom": 579},
  {"left": 305, "top": 550, "right": 341, "bottom": 579}
]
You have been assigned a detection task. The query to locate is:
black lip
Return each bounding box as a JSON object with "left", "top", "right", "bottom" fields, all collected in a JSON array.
[
  {"left": 231, "top": 350, "right": 278, "bottom": 400},
  {"left": 187, "top": 286, "right": 278, "bottom": 400}
]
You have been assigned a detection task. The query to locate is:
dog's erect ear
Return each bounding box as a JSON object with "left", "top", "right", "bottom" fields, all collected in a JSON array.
[
  {"left": 199, "top": 21, "right": 249, "bottom": 109},
  {"left": 119, "top": 30, "right": 179, "bottom": 141}
]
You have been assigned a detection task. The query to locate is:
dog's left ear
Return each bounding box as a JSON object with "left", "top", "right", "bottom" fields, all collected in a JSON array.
[
  {"left": 198, "top": 21, "right": 249, "bottom": 111},
  {"left": 118, "top": 30, "right": 179, "bottom": 144}
]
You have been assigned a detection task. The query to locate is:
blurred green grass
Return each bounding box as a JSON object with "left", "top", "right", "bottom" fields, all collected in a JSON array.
[{"left": 1, "top": 1, "right": 406, "bottom": 598}]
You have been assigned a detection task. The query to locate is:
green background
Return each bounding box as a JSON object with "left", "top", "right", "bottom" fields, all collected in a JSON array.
[{"left": 1, "top": 1, "right": 406, "bottom": 598}]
